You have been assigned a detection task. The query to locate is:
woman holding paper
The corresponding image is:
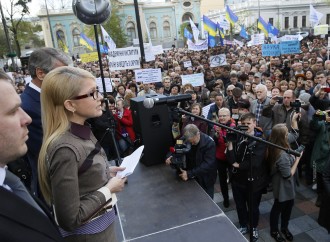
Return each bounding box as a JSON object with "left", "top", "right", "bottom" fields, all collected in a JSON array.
[{"left": 38, "top": 66, "right": 127, "bottom": 242}]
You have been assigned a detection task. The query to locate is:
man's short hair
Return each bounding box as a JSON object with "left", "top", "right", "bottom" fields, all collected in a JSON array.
[
  {"left": 240, "top": 112, "right": 256, "bottom": 122},
  {"left": 183, "top": 124, "right": 200, "bottom": 140}
]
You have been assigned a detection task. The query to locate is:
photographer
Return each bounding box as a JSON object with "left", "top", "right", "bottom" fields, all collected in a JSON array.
[
  {"left": 165, "top": 124, "right": 217, "bottom": 198},
  {"left": 226, "top": 113, "right": 269, "bottom": 241},
  {"left": 262, "top": 90, "right": 309, "bottom": 148}
]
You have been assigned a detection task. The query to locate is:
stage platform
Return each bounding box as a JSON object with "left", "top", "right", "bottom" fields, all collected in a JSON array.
[{"left": 115, "top": 162, "right": 247, "bottom": 242}]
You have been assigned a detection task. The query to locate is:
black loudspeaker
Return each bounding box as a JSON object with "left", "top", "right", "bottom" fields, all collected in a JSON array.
[{"left": 131, "top": 95, "right": 172, "bottom": 166}]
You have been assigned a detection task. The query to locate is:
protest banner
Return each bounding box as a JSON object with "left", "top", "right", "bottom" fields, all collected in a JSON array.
[
  {"left": 152, "top": 45, "right": 164, "bottom": 55},
  {"left": 209, "top": 54, "right": 227, "bottom": 67},
  {"left": 262, "top": 44, "right": 281, "bottom": 56},
  {"left": 234, "top": 39, "right": 244, "bottom": 47},
  {"left": 314, "top": 24, "right": 329, "bottom": 35},
  {"left": 80, "top": 52, "right": 99, "bottom": 63},
  {"left": 280, "top": 40, "right": 300, "bottom": 54},
  {"left": 134, "top": 68, "right": 162, "bottom": 84},
  {"left": 108, "top": 47, "right": 140, "bottom": 71},
  {"left": 187, "top": 39, "right": 208, "bottom": 51},
  {"left": 96, "top": 77, "right": 112, "bottom": 93},
  {"left": 144, "top": 44, "right": 155, "bottom": 62},
  {"left": 181, "top": 73, "right": 204, "bottom": 87},
  {"left": 280, "top": 35, "right": 303, "bottom": 42},
  {"left": 184, "top": 60, "right": 192, "bottom": 68},
  {"left": 251, "top": 33, "right": 265, "bottom": 46}
]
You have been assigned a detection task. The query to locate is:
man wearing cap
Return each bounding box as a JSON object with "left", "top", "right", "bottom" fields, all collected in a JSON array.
[
  {"left": 250, "top": 84, "right": 272, "bottom": 137},
  {"left": 155, "top": 82, "right": 164, "bottom": 95},
  {"left": 227, "top": 87, "right": 243, "bottom": 117},
  {"left": 254, "top": 73, "right": 262, "bottom": 85}
]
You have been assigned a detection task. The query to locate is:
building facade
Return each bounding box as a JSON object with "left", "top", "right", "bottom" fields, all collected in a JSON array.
[
  {"left": 38, "top": 0, "right": 201, "bottom": 53},
  {"left": 207, "top": 0, "right": 330, "bottom": 35}
]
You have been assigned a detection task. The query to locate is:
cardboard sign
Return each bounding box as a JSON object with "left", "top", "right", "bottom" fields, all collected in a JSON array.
[
  {"left": 262, "top": 44, "right": 281, "bottom": 56},
  {"left": 209, "top": 54, "right": 227, "bottom": 67},
  {"left": 184, "top": 61, "right": 192, "bottom": 68},
  {"left": 134, "top": 68, "right": 162, "bottom": 84},
  {"left": 181, "top": 73, "right": 204, "bottom": 87},
  {"left": 96, "top": 77, "right": 113, "bottom": 93},
  {"left": 108, "top": 47, "right": 140, "bottom": 71},
  {"left": 280, "top": 40, "right": 300, "bottom": 54}
]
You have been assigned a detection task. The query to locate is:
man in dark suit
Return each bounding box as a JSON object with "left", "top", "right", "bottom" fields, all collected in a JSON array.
[
  {"left": 0, "top": 72, "right": 63, "bottom": 241},
  {"left": 20, "top": 48, "right": 71, "bottom": 196}
]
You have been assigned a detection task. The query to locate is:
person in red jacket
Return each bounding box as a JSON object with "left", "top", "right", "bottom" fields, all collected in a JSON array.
[
  {"left": 114, "top": 99, "right": 135, "bottom": 156},
  {"left": 213, "top": 107, "right": 236, "bottom": 208}
]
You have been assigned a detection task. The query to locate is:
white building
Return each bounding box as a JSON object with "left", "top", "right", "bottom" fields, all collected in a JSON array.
[{"left": 208, "top": 0, "right": 330, "bottom": 34}]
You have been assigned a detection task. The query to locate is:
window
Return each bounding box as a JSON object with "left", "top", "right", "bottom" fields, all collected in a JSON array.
[
  {"left": 293, "top": 16, "right": 297, "bottom": 28},
  {"left": 56, "top": 30, "right": 67, "bottom": 51},
  {"left": 269, "top": 18, "right": 273, "bottom": 26},
  {"left": 163, "top": 21, "right": 171, "bottom": 38},
  {"left": 183, "top": 1, "right": 191, "bottom": 7},
  {"left": 150, "top": 22, "right": 157, "bottom": 39},
  {"left": 126, "top": 22, "right": 136, "bottom": 41},
  {"left": 182, "top": 13, "right": 193, "bottom": 23},
  {"left": 327, "top": 14, "right": 330, "bottom": 25},
  {"left": 285, "top": 17, "right": 289, "bottom": 29},
  {"left": 302, "top": 16, "right": 306, "bottom": 27},
  {"left": 72, "top": 28, "right": 80, "bottom": 47}
]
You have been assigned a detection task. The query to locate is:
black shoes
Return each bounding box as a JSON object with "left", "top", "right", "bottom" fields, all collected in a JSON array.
[
  {"left": 281, "top": 228, "right": 293, "bottom": 241},
  {"left": 223, "top": 198, "right": 230, "bottom": 208},
  {"left": 270, "top": 231, "right": 285, "bottom": 242}
]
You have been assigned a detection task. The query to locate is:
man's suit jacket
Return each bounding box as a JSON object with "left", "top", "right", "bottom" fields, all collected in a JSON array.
[
  {"left": 20, "top": 84, "right": 42, "bottom": 193},
  {"left": 0, "top": 187, "right": 63, "bottom": 242}
]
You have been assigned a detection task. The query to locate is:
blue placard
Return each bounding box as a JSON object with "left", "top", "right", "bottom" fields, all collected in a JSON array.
[
  {"left": 280, "top": 40, "right": 300, "bottom": 54},
  {"left": 262, "top": 44, "right": 281, "bottom": 56}
]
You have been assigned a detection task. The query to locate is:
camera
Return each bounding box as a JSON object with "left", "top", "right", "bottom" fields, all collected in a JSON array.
[
  {"left": 169, "top": 140, "right": 191, "bottom": 171},
  {"left": 225, "top": 125, "right": 249, "bottom": 142},
  {"left": 276, "top": 96, "right": 283, "bottom": 104},
  {"left": 290, "top": 99, "right": 301, "bottom": 113}
]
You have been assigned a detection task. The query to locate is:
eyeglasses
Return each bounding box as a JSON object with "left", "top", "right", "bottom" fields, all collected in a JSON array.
[
  {"left": 73, "top": 88, "right": 101, "bottom": 100},
  {"left": 227, "top": 89, "right": 233, "bottom": 92}
]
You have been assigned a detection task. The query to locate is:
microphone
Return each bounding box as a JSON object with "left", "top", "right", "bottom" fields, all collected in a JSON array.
[{"left": 143, "top": 94, "right": 192, "bottom": 109}]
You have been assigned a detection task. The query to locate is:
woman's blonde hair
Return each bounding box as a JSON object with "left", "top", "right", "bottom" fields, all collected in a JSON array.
[{"left": 38, "top": 66, "right": 95, "bottom": 205}]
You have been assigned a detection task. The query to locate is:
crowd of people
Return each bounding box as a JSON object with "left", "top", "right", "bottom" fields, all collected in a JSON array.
[{"left": 1, "top": 34, "right": 330, "bottom": 241}]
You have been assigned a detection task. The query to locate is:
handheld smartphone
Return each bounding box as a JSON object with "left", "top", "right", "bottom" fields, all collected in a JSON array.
[
  {"left": 276, "top": 96, "right": 283, "bottom": 104},
  {"left": 323, "top": 87, "right": 330, "bottom": 93}
]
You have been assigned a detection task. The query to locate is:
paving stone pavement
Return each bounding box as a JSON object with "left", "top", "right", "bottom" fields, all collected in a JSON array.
[{"left": 213, "top": 177, "right": 330, "bottom": 242}]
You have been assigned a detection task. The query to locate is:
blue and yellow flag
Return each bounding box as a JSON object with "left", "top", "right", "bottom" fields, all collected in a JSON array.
[
  {"left": 80, "top": 33, "right": 95, "bottom": 51},
  {"left": 203, "top": 15, "right": 217, "bottom": 37},
  {"left": 258, "top": 17, "right": 269, "bottom": 37},
  {"left": 240, "top": 25, "right": 249, "bottom": 39},
  {"left": 216, "top": 23, "right": 225, "bottom": 38},
  {"left": 56, "top": 32, "right": 68, "bottom": 53},
  {"left": 226, "top": 5, "right": 238, "bottom": 25}
]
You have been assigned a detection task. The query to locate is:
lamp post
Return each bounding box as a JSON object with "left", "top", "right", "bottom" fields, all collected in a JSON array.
[
  {"left": 133, "top": 0, "right": 145, "bottom": 64},
  {"left": 44, "top": 0, "right": 55, "bottom": 48}
]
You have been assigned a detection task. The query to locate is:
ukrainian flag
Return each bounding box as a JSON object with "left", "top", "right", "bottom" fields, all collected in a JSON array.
[
  {"left": 257, "top": 17, "right": 269, "bottom": 37},
  {"left": 80, "top": 33, "right": 95, "bottom": 51},
  {"left": 217, "top": 23, "right": 225, "bottom": 38},
  {"left": 56, "top": 32, "right": 68, "bottom": 53},
  {"left": 225, "top": 5, "right": 238, "bottom": 25},
  {"left": 203, "top": 15, "right": 217, "bottom": 37}
]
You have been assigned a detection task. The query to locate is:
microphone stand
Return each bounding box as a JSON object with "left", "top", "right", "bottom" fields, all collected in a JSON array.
[
  {"left": 94, "top": 24, "right": 121, "bottom": 166},
  {"left": 174, "top": 107, "right": 300, "bottom": 242}
]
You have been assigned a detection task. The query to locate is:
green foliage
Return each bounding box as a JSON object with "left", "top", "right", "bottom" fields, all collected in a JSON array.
[
  {"left": 0, "top": 27, "right": 10, "bottom": 57},
  {"left": 6, "top": 0, "right": 32, "bottom": 57},
  {"left": 82, "top": 0, "right": 127, "bottom": 48},
  {"left": 180, "top": 22, "right": 190, "bottom": 39},
  {"left": 16, "top": 20, "right": 44, "bottom": 48}
]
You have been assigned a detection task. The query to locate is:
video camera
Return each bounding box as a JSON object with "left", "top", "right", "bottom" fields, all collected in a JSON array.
[
  {"left": 225, "top": 125, "right": 249, "bottom": 142},
  {"left": 169, "top": 140, "right": 191, "bottom": 172},
  {"left": 290, "top": 99, "right": 301, "bottom": 113}
]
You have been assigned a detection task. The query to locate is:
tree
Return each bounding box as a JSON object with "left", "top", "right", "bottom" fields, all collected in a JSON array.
[
  {"left": 5, "top": 0, "right": 31, "bottom": 58},
  {"left": 16, "top": 20, "right": 44, "bottom": 49},
  {"left": 0, "top": 26, "right": 10, "bottom": 57},
  {"left": 83, "top": 0, "right": 127, "bottom": 48}
]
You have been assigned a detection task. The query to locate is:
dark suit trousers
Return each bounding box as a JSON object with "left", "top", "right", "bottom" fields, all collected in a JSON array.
[{"left": 216, "top": 158, "right": 230, "bottom": 200}]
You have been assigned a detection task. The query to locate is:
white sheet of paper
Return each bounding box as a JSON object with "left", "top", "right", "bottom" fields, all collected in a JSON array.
[{"left": 117, "top": 145, "right": 144, "bottom": 178}]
